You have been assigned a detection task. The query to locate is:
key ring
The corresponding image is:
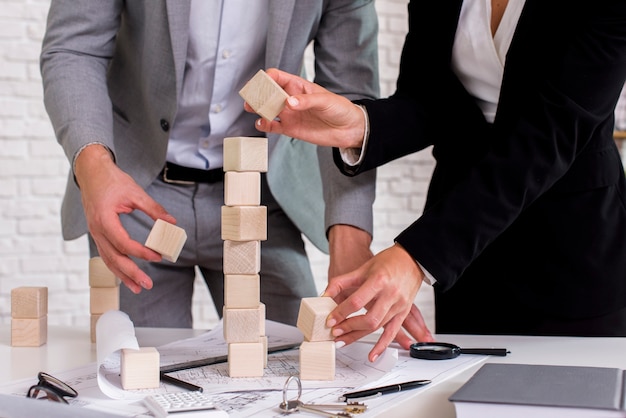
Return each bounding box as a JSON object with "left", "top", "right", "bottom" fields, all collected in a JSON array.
[{"left": 280, "top": 375, "right": 302, "bottom": 413}]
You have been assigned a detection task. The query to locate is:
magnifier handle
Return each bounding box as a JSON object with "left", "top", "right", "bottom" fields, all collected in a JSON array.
[{"left": 460, "top": 348, "right": 510, "bottom": 356}]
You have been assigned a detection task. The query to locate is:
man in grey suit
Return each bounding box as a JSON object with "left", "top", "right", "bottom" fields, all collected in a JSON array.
[{"left": 40, "top": 0, "right": 379, "bottom": 327}]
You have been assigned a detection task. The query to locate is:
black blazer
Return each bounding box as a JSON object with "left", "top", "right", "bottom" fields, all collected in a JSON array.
[{"left": 341, "top": 0, "right": 626, "bottom": 333}]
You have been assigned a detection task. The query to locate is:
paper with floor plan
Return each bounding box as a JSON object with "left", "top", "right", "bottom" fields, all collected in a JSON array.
[{"left": 0, "top": 319, "right": 485, "bottom": 417}]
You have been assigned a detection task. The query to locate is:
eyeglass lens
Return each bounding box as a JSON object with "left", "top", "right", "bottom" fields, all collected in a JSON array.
[
  {"left": 26, "top": 372, "right": 78, "bottom": 404},
  {"left": 37, "top": 372, "right": 78, "bottom": 398}
]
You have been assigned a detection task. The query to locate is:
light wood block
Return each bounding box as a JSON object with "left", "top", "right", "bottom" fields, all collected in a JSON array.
[
  {"left": 299, "top": 341, "right": 335, "bottom": 380},
  {"left": 90, "top": 314, "right": 101, "bottom": 343},
  {"left": 261, "top": 335, "right": 268, "bottom": 367},
  {"left": 221, "top": 206, "right": 267, "bottom": 241},
  {"left": 224, "top": 171, "right": 261, "bottom": 206},
  {"left": 90, "top": 287, "right": 120, "bottom": 314},
  {"left": 144, "top": 219, "right": 187, "bottom": 262},
  {"left": 228, "top": 342, "right": 265, "bottom": 377},
  {"left": 223, "top": 240, "right": 261, "bottom": 274},
  {"left": 11, "top": 287, "right": 47, "bottom": 319},
  {"left": 120, "top": 347, "right": 160, "bottom": 390},
  {"left": 239, "top": 69, "right": 289, "bottom": 121},
  {"left": 11, "top": 316, "right": 47, "bottom": 347},
  {"left": 89, "top": 256, "right": 119, "bottom": 287},
  {"left": 223, "top": 136, "right": 268, "bottom": 172},
  {"left": 223, "top": 304, "right": 266, "bottom": 343},
  {"left": 224, "top": 274, "right": 260, "bottom": 308},
  {"left": 297, "top": 297, "right": 337, "bottom": 342}
]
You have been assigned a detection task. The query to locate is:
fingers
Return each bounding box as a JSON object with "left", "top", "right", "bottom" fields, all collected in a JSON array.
[{"left": 402, "top": 304, "right": 435, "bottom": 343}]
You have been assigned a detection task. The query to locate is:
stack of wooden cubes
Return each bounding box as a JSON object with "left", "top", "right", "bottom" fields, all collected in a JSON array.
[
  {"left": 221, "top": 136, "right": 269, "bottom": 377},
  {"left": 89, "top": 256, "right": 120, "bottom": 343},
  {"left": 297, "top": 297, "right": 338, "bottom": 380},
  {"left": 11, "top": 286, "right": 48, "bottom": 347}
]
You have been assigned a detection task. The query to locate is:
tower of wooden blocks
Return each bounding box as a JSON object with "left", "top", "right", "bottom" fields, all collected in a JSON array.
[
  {"left": 89, "top": 256, "right": 120, "bottom": 343},
  {"left": 11, "top": 286, "right": 48, "bottom": 347},
  {"left": 222, "top": 136, "right": 269, "bottom": 377},
  {"left": 297, "top": 296, "right": 338, "bottom": 380}
]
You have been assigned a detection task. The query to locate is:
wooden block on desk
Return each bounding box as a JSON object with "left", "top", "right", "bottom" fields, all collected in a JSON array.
[
  {"left": 120, "top": 347, "right": 160, "bottom": 390},
  {"left": 90, "top": 314, "right": 101, "bottom": 343},
  {"left": 224, "top": 171, "right": 261, "bottom": 206},
  {"left": 144, "top": 219, "right": 187, "bottom": 262},
  {"left": 239, "top": 69, "right": 289, "bottom": 121},
  {"left": 223, "top": 240, "right": 260, "bottom": 274},
  {"left": 221, "top": 206, "right": 267, "bottom": 241},
  {"left": 11, "top": 316, "right": 47, "bottom": 347},
  {"left": 296, "top": 297, "right": 337, "bottom": 342},
  {"left": 228, "top": 342, "right": 265, "bottom": 377},
  {"left": 11, "top": 286, "right": 47, "bottom": 319},
  {"left": 90, "top": 287, "right": 120, "bottom": 314},
  {"left": 224, "top": 274, "right": 260, "bottom": 308},
  {"left": 223, "top": 136, "right": 268, "bottom": 172},
  {"left": 300, "top": 340, "right": 335, "bottom": 380},
  {"left": 223, "top": 304, "right": 266, "bottom": 343},
  {"left": 89, "top": 256, "right": 119, "bottom": 287}
]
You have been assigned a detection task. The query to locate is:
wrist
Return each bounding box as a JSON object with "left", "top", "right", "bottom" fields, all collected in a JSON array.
[
  {"left": 328, "top": 224, "right": 372, "bottom": 251},
  {"left": 74, "top": 143, "right": 114, "bottom": 188}
]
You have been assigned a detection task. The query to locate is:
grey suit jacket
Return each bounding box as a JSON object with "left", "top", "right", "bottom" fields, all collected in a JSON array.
[{"left": 40, "top": 0, "right": 379, "bottom": 253}]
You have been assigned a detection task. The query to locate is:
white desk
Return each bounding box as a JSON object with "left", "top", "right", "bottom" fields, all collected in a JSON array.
[{"left": 2, "top": 326, "right": 626, "bottom": 417}]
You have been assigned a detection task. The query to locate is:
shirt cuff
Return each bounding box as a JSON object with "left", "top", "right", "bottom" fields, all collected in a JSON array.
[
  {"left": 417, "top": 261, "right": 437, "bottom": 286},
  {"left": 339, "top": 104, "right": 370, "bottom": 166}
]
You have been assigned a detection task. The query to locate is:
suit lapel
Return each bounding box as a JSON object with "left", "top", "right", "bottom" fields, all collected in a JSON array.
[
  {"left": 266, "top": 0, "right": 296, "bottom": 68},
  {"left": 166, "top": 0, "right": 191, "bottom": 98}
]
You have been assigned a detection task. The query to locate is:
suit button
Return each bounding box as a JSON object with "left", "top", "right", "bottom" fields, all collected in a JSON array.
[{"left": 160, "top": 119, "right": 170, "bottom": 132}]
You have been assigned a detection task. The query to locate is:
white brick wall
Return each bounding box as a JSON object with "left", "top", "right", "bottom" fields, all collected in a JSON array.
[{"left": 1, "top": 1, "right": 624, "bottom": 333}]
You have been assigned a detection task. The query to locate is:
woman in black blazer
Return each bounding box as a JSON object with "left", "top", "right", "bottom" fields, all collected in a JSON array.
[{"left": 251, "top": 0, "right": 626, "bottom": 362}]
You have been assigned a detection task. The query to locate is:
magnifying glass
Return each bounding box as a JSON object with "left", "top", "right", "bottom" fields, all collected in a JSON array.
[{"left": 410, "top": 342, "right": 510, "bottom": 360}]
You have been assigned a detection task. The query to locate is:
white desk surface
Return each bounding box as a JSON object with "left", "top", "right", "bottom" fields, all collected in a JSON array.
[{"left": 2, "top": 325, "right": 626, "bottom": 417}]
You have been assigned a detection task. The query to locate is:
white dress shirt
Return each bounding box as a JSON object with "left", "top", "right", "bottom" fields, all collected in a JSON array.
[{"left": 166, "top": 0, "right": 269, "bottom": 170}]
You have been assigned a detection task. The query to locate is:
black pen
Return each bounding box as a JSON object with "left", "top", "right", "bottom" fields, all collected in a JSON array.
[
  {"left": 160, "top": 372, "right": 203, "bottom": 392},
  {"left": 339, "top": 379, "right": 431, "bottom": 401}
]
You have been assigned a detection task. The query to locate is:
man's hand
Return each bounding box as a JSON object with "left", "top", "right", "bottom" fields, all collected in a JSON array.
[{"left": 74, "top": 144, "right": 176, "bottom": 293}]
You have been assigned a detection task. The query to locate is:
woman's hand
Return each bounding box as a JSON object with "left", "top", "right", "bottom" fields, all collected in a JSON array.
[
  {"left": 322, "top": 243, "right": 434, "bottom": 362},
  {"left": 244, "top": 68, "right": 366, "bottom": 149}
]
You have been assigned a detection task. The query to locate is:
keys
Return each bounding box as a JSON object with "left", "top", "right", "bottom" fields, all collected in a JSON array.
[
  {"left": 279, "top": 399, "right": 367, "bottom": 417},
  {"left": 278, "top": 375, "right": 367, "bottom": 418}
]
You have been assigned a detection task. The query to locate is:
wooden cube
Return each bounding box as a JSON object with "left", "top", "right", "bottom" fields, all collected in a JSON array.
[
  {"left": 221, "top": 206, "right": 267, "bottom": 241},
  {"left": 90, "top": 314, "right": 101, "bottom": 343},
  {"left": 223, "top": 136, "right": 268, "bottom": 172},
  {"left": 11, "top": 287, "right": 47, "bottom": 319},
  {"left": 144, "top": 219, "right": 187, "bottom": 262},
  {"left": 228, "top": 342, "right": 265, "bottom": 377},
  {"left": 225, "top": 171, "right": 261, "bottom": 206},
  {"left": 223, "top": 240, "right": 261, "bottom": 274},
  {"left": 223, "top": 304, "right": 266, "bottom": 343},
  {"left": 239, "top": 69, "right": 289, "bottom": 121},
  {"left": 90, "top": 287, "right": 120, "bottom": 314},
  {"left": 224, "top": 274, "right": 261, "bottom": 308},
  {"left": 297, "top": 297, "right": 337, "bottom": 342},
  {"left": 89, "top": 256, "right": 119, "bottom": 287},
  {"left": 11, "top": 316, "right": 47, "bottom": 347},
  {"left": 299, "top": 341, "right": 335, "bottom": 380},
  {"left": 120, "top": 347, "right": 160, "bottom": 390}
]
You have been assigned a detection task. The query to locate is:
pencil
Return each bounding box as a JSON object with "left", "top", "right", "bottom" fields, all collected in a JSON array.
[{"left": 159, "top": 372, "right": 203, "bottom": 392}]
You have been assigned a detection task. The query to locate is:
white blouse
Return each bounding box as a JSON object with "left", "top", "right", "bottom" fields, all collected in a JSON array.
[{"left": 451, "top": 0, "right": 526, "bottom": 123}]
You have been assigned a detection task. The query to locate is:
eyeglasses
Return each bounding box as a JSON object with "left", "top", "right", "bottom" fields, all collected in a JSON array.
[{"left": 26, "top": 372, "right": 78, "bottom": 404}]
